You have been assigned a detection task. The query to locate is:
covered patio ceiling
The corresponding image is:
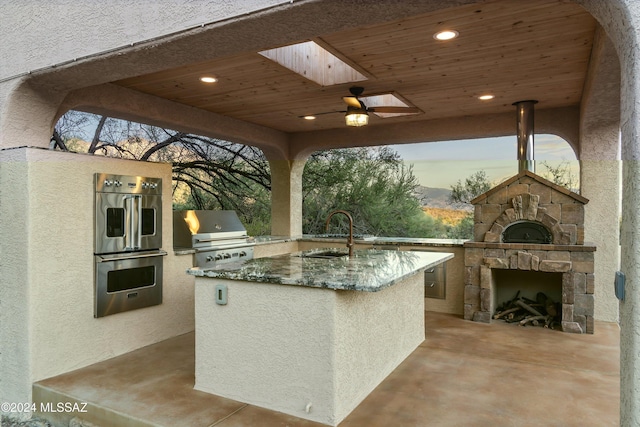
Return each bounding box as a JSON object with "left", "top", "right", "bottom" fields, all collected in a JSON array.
[{"left": 110, "top": 0, "right": 596, "bottom": 135}]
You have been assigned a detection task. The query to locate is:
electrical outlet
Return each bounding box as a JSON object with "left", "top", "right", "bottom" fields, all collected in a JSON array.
[{"left": 215, "top": 284, "right": 228, "bottom": 305}]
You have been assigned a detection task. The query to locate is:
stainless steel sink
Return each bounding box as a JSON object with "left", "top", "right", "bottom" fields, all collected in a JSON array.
[{"left": 301, "top": 250, "right": 350, "bottom": 259}]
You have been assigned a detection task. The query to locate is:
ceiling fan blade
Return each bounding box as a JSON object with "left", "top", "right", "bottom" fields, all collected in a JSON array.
[
  {"left": 342, "top": 96, "right": 362, "bottom": 108},
  {"left": 368, "top": 106, "right": 421, "bottom": 114},
  {"left": 298, "top": 110, "right": 345, "bottom": 118}
]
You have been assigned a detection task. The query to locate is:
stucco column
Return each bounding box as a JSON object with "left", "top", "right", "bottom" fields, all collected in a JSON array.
[
  {"left": 614, "top": 3, "right": 640, "bottom": 425},
  {"left": 0, "top": 79, "right": 64, "bottom": 416},
  {"left": 579, "top": 28, "right": 621, "bottom": 323},
  {"left": 0, "top": 149, "right": 32, "bottom": 419},
  {"left": 580, "top": 150, "right": 621, "bottom": 322},
  {"left": 617, "top": 5, "right": 640, "bottom": 425},
  {"left": 576, "top": 2, "right": 640, "bottom": 423},
  {"left": 619, "top": 115, "right": 640, "bottom": 425},
  {"left": 580, "top": 149, "right": 620, "bottom": 322},
  {"left": 269, "top": 158, "right": 304, "bottom": 236},
  {"left": 619, "top": 82, "right": 640, "bottom": 425},
  {"left": 0, "top": 79, "right": 63, "bottom": 149}
]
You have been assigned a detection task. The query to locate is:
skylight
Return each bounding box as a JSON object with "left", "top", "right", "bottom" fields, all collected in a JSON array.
[
  {"left": 360, "top": 93, "right": 420, "bottom": 118},
  {"left": 259, "top": 41, "right": 367, "bottom": 86}
]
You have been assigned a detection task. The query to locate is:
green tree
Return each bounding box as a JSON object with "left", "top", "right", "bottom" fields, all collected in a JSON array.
[
  {"left": 445, "top": 215, "right": 474, "bottom": 239},
  {"left": 303, "top": 147, "right": 445, "bottom": 237},
  {"left": 449, "top": 170, "right": 492, "bottom": 204},
  {"left": 538, "top": 160, "right": 579, "bottom": 192},
  {"left": 446, "top": 170, "right": 493, "bottom": 240}
]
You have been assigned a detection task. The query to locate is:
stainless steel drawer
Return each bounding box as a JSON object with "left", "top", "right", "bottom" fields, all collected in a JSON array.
[{"left": 424, "top": 263, "right": 446, "bottom": 299}]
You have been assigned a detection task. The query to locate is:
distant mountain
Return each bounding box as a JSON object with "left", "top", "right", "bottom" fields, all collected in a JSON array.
[{"left": 413, "top": 185, "right": 473, "bottom": 212}]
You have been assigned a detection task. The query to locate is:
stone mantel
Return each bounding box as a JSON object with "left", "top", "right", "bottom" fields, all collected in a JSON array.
[{"left": 464, "top": 242, "right": 596, "bottom": 251}]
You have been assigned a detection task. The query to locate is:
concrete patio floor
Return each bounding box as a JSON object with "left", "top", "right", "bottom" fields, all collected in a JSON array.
[{"left": 33, "top": 312, "right": 620, "bottom": 427}]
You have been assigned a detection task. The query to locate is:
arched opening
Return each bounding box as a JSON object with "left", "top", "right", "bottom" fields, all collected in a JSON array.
[
  {"left": 299, "top": 134, "right": 579, "bottom": 240},
  {"left": 52, "top": 110, "right": 272, "bottom": 236}
]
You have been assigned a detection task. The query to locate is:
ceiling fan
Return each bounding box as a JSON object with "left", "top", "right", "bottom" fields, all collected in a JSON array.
[{"left": 303, "top": 86, "right": 422, "bottom": 127}]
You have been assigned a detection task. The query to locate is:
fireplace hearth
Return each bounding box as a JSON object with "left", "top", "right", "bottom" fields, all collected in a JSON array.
[{"left": 463, "top": 170, "right": 596, "bottom": 334}]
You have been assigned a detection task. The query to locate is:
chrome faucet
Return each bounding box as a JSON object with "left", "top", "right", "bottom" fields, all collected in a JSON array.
[{"left": 325, "top": 210, "right": 354, "bottom": 258}]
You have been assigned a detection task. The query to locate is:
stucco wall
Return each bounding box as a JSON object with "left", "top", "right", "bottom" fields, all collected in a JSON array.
[
  {"left": 195, "top": 278, "right": 336, "bottom": 424},
  {"left": 0, "top": 148, "right": 32, "bottom": 415},
  {"left": 194, "top": 273, "right": 423, "bottom": 425},
  {"left": 581, "top": 159, "right": 621, "bottom": 323},
  {"left": 0, "top": 0, "right": 286, "bottom": 81},
  {"left": 333, "top": 273, "right": 424, "bottom": 421},
  {"left": 0, "top": 148, "right": 195, "bottom": 407}
]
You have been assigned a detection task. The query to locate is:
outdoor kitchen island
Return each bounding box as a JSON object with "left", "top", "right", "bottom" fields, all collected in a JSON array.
[{"left": 187, "top": 248, "right": 453, "bottom": 426}]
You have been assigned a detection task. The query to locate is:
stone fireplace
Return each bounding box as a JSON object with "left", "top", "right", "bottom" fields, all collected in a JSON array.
[{"left": 464, "top": 170, "right": 596, "bottom": 333}]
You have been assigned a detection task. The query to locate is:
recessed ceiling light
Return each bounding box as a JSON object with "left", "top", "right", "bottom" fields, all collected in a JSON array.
[
  {"left": 434, "top": 30, "right": 459, "bottom": 41},
  {"left": 199, "top": 76, "right": 218, "bottom": 83},
  {"left": 478, "top": 94, "right": 495, "bottom": 100},
  {"left": 302, "top": 115, "right": 316, "bottom": 120}
]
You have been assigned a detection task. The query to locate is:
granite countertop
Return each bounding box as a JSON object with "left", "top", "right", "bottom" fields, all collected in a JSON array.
[
  {"left": 188, "top": 248, "right": 454, "bottom": 292},
  {"left": 252, "top": 235, "right": 300, "bottom": 245},
  {"left": 299, "top": 235, "right": 467, "bottom": 247},
  {"left": 175, "top": 235, "right": 465, "bottom": 255},
  {"left": 364, "top": 236, "right": 466, "bottom": 247}
]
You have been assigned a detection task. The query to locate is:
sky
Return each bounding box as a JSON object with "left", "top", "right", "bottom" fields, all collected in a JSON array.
[
  {"left": 66, "top": 110, "right": 578, "bottom": 190},
  {"left": 387, "top": 134, "right": 578, "bottom": 189}
]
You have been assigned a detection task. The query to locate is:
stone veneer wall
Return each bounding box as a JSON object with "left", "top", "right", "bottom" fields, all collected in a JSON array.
[{"left": 463, "top": 171, "right": 596, "bottom": 334}]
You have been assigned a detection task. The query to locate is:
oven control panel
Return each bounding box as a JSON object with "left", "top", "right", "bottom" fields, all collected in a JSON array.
[
  {"left": 95, "top": 173, "right": 162, "bottom": 195},
  {"left": 195, "top": 246, "right": 254, "bottom": 269}
]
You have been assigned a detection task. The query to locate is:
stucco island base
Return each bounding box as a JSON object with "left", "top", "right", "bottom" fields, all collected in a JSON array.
[{"left": 194, "top": 272, "right": 425, "bottom": 426}]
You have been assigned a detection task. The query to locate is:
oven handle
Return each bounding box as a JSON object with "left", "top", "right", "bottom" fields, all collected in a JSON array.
[
  {"left": 124, "top": 194, "right": 143, "bottom": 250},
  {"left": 96, "top": 250, "right": 168, "bottom": 263},
  {"left": 124, "top": 195, "right": 135, "bottom": 251},
  {"left": 135, "top": 194, "right": 143, "bottom": 250}
]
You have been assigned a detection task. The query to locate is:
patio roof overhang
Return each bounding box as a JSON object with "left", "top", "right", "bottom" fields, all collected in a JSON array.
[{"left": 18, "top": 0, "right": 614, "bottom": 160}]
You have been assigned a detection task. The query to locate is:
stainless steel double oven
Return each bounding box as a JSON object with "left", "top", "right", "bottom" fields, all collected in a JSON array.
[{"left": 94, "top": 173, "right": 166, "bottom": 317}]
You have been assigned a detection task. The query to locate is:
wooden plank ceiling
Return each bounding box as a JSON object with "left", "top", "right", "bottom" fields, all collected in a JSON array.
[{"left": 113, "top": 0, "right": 596, "bottom": 133}]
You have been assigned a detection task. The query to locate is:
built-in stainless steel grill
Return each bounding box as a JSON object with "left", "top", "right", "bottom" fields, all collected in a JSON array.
[{"left": 173, "top": 210, "right": 254, "bottom": 268}]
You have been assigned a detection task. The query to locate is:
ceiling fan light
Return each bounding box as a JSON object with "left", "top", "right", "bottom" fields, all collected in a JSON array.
[{"left": 345, "top": 110, "right": 369, "bottom": 127}]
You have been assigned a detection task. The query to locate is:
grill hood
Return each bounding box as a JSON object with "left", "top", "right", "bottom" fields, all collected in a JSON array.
[{"left": 173, "top": 210, "right": 251, "bottom": 250}]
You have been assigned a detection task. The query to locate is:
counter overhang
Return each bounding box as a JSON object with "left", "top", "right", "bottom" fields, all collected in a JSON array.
[{"left": 187, "top": 249, "right": 454, "bottom": 292}]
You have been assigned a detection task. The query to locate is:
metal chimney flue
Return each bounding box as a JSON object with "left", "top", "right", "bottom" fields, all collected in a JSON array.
[{"left": 514, "top": 100, "right": 538, "bottom": 173}]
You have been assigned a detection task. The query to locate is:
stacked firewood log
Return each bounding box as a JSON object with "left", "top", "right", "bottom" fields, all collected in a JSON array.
[{"left": 493, "top": 291, "right": 561, "bottom": 329}]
